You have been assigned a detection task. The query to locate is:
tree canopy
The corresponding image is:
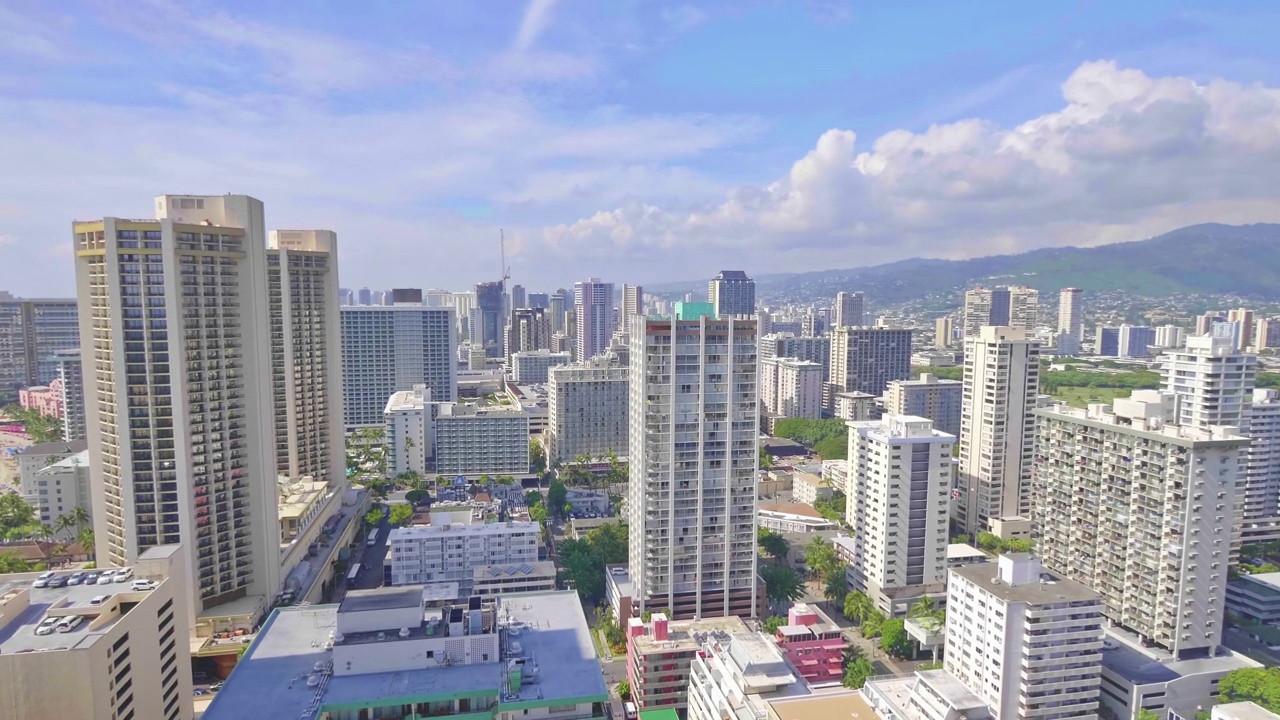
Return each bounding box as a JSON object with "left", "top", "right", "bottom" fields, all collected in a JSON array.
[
  {"left": 813, "top": 492, "right": 846, "bottom": 523},
  {"left": 880, "top": 618, "right": 913, "bottom": 658},
  {"left": 1, "top": 404, "right": 61, "bottom": 444},
  {"left": 0, "top": 492, "right": 38, "bottom": 541},
  {"left": 761, "top": 564, "right": 805, "bottom": 606},
  {"left": 803, "top": 537, "right": 843, "bottom": 581},
  {"left": 559, "top": 521, "right": 628, "bottom": 602},
  {"left": 772, "top": 418, "right": 849, "bottom": 459},
  {"left": 762, "top": 615, "right": 787, "bottom": 634},
  {"left": 757, "top": 528, "right": 790, "bottom": 562},
  {"left": 1219, "top": 667, "right": 1280, "bottom": 712},
  {"left": 388, "top": 503, "right": 414, "bottom": 526}
]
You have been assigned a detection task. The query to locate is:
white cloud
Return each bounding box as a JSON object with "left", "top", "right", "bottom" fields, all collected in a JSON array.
[
  {"left": 540, "top": 61, "right": 1280, "bottom": 275},
  {"left": 514, "top": 0, "right": 560, "bottom": 52}
]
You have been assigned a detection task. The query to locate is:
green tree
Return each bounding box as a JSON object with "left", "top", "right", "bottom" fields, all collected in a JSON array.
[
  {"left": 757, "top": 528, "right": 790, "bottom": 562},
  {"left": 758, "top": 444, "right": 773, "bottom": 470},
  {"left": 843, "top": 591, "right": 873, "bottom": 625},
  {"left": 584, "top": 522, "right": 628, "bottom": 564},
  {"left": 812, "top": 492, "right": 846, "bottom": 523},
  {"left": 842, "top": 655, "right": 875, "bottom": 689},
  {"left": 823, "top": 571, "right": 849, "bottom": 606},
  {"left": 1219, "top": 667, "right": 1280, "bottom": 711},
  {"left": 762, "top": 615, "right": 787, "bottom": 634},
  {"left": 1136, "top": 710, "right": 1160, "bottom": 720},
  {"left": 529, "top": 503, "right": 548, "bottom": 524},
  {"left": 880, "top": 618, "right": 913, "bottom": 658},
  {"left": 2, "top": 404, "right": 62, "bottom": 443},
  {"left": 548, "top": 479, "right": 568, "bottom": 516},
  {"left": 77, "top": 526, "right": 95, "bottom": 559},
  {"left": 803, "top": 537, "right": 843, "bottom": 581},
  {"left": 560, "top": 538, "right": 604, "bottom": 600},
  {"left": 388, "top": 503, "right": 414, "bottom": 526},
  {"left": 405, "top": 489, "right": 431, "bottom": 505},
  {"left": 1002, "top": 538, "right": 1034, "bottom": 553},
  {"left": 908, "top": 597, "right": 945, "bottom": 624},
  {"left": 525, "top": 490, "right": 544, "bottom": 508},
  {"left": 976, "top": 532, "right": 1001, "bottom": 552},
  {"left": 530, "top": 439, "right": 547, "bottom": 475},
  {"left": 0, "top": 492, "right": 36, "bottom": 540},
  {"left": 761, "top": 564, "right": 805, "bottom": 607},
  {"left": 861, "top": 609, "right": 886, "bottom": 639},
  {"left": 616, "top": 679, "right": 631, "bottom": 702},
  {"left": 364, "top": 507, "right": 384, "bottom": 526},
  {"left": 0, "top": 551, "right": 33, "bottom": 573}
]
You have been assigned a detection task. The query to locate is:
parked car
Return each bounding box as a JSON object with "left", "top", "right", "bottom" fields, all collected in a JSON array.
[
  {"left": 83, "top": 571, "right": 100, "bottom": 585},
  {"left": 209, "top": 681, "right": 225, "bottom": 692},
  {"left": 34, "top": 616, "right": 59, "bottom": 636},
  {"left": 89, "top": 594, "right": 111, "bottom": 606},
  {"left": 67, "top": 571, "right": 87, "bottom": 586},
  {"left": 55, "top": 615, "right": 84, "bottom": 633},
  {"left": 47, "top": 574, "right": 70, "bottom": 589},
  {"left": 112, "top": 567, "right": 134, "bottom": 583},
  {"left": 96, "top": 573, "right": 114, "bottom": 585},
  {"left": 131, "top": 579, "right": 158, "bottom": 591},
  {"left": 32, "top": 571, "right": 54, "bottom": 588}
]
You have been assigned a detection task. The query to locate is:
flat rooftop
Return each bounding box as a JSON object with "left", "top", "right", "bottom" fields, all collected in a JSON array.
[
  {"left": 1101, "top": 626, "right": 1259, "bottom": 684},
  {"left": 1237, "top": 572, "right": 1280, "bottom": 596},
  {"left": 390, "top": 520, "right": 539, "bottom": 540},
  {"left": 946, "top": 543, "right": 990, "bottom": 561},
  {"left": 339, "top": 586, "right": 422, "bottom": 613},
  {"left": 0, "top": 579, "right": 150, "bottom": 654},
  {"left": 631, "top": 615, "right": 750, "bottom": 654},
  {"left": 950, "top": 560, "right": 1100, "bottom": 605},
  {"left": 768, "top": 689, "right": 878, "bottom": 720},
  {"left": 205, "top": 590, "right": 607, "bottom": 720}
]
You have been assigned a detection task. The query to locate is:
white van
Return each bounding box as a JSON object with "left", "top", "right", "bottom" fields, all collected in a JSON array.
[{"left": 624, "top": 702, "right": 637, "bottom": 720}]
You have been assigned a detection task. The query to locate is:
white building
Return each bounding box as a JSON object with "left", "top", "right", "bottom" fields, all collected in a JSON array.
[
  {"left": 760, "top": 357, "right": 824, "bottom": 420},
  {"left": 1033, "top": 391, "right": 1249, "bottom": 656},
  {"left": 627, "top": 315, "right": 760, "bottom": 619},
  {"left": 832, "top": 391, "right": 877, "bottom": 422},
  {"left": 686, "top": 629, "right": 801, "bottom": 720},
  {"left": 884, "top": 373, "right": 963, "bottom": 438},
  {"left": 1243, "top": 389, "right": 1280, "bottom": 540},
  {"left": 266, "top": 230, "right": 345, "bottom": 484},
  {"left": 1155, "top": 324, "right": 1187, "bottom": 349},
  {"left": 829, "top": 327, "right": 912, "bottom": 396},
  {"left": 435, "top": 405, "right": 530, "bottom": 476},
  {"left": 954, "top": 326, "right": 1040, "bottom": 537},
  {"left": 1008, "top": 287, "right": 1040, "bottom": 333},
  {"left": 846, "top": 416, "right": 954, "bottom": 616},
  {"left": 384, "top": 385, "right": 434, "bottom": 477},
  {"left": 387, "top": 521, "right": 539, "bottom": 591},
  {"left": 574, "top": 277, "right": 615, "bottom": 362},
  {"left": 1161, "top": 330, "right": 1255, "bottom": 428},
  {"left": 21, "top": 448, "right": 91, "bottom": 525},
  {"left": 340, "top": 298, "right": 457, "bottom": 428},
  {"left": 833, "top": 291, "right": 864, "bottom": 328},
  {"left": 945, "top": 555, "right": 1104, "bottom": 720},
  {"left": 1117, "top": 324, "right": 1157, "bottom": 358},
  {"left": 510, "top": 349, "right": 570, "bottom": 383},
  {"left": 760, "top": 333, "right": 831, "bottom": 381},
  {"left": 935, "top": 317, "right": 955, "bottom": 348},
  {"left": 622, "top": 284, "right": 644, "bottom": 319},
  {"left": 53, "top": 348, "right": 85, "bottom": 441},
  {"left": 0, "top": 545, "right": 194, "bottom": 720},
  {"left": 74, "top": 195, "right": 282, "bottom": 615},
  {"left": 547, "top": 362, "right": 629, "bottom": 463},
  {"left": 788, "top": 471, "right": 831, "bottom": 506},
  {"left": 1058, "top": 287, "right": 1084, "bottom": 342}
]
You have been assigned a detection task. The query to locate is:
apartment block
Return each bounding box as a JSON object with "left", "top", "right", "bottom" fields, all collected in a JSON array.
[
  {"left": 1162, "top": 330, "right": 1255, "bottom": 429},
  {"left": 386, "top": 521, "right": 539, "bottom": 591},
  {"left": 687, "top": 625, "right": 802, "bottom": 720},
  {"left": 935, "top": 316, "right": 955, "bottom": 348},
  {"left": 472, "top": 280, "right": 505, "bottom": 357},
  {"left": 547, "top": 362, "right": 629, "bottom": 463},
  {"left": 760, "top": 333, "right": 831, "bottom": 381},
  {"left": 383, "top": 385, "right": 434, "bottom": 477},
  {"left": 0, "top": 293, "right": 79, "bottom": 404},
  {"left": 434, "top": 405, "right": 530, "bottom": 475},
  {"left": 1008, "top": 286, "right": 1040, "bottom": 333},
  {"left": 954, "top": 326, "right": 1040, "bottom": 536},
  {"left": 1117, "top": 324, "right": 1157, "bottom": 358},
  {"left": 507, "top": 306, "right": 552, "bottom": 355},
  {"left": 509, "top": 348, "right": 570, "bottom": 383},
  {"left": 18, "top": 445, "right": 90, "bottom": 525},
  {"left": 944, "top": 555, "right": 1104, "bottom": 719},
  {"left": 340, "top": 301, "right": 457, "bottom": 428},
  {"left": 1243, "top": 389, "right": 1280, "bottom": 538},
  {"left": 266, "top": 230, "right": 344, "bottom": 483},
  {"left": 884, "top": 373, "right": 963, "bottom": 438},
  {"left": 708, "top": 270, "right": 756, "bottom": 318},
  {"left": 1058, "top": 288, "right": 1084, "bottom": 340},
  {"left": 760, "top": 356, "right": 824, "bottom": 420},
  {"left": 0, "top": 544, "right": 193, "bottom": 720},
  {"left": 846, "top": 416, "right": 954, "bottom": 616},
  {"left": 54, "top": 348, "right": 85, "bottom": 441},
  {"left": 628, "top": 315, "right": 759, "bottom": 620},
  {"left": 770, "top": 603, "right": 844, "bottom": 686},
  {"left": 833, "top": 291, "right": 864, "bottom": 328},
  {"left": 622, "top": 284, "right": 644, "bottom": 319},
  {"left": 829, "top": 327, "right": 912, "bottom": 396},
  {"left": 575, "top": 277, "right": 615, "bottom": 361},
  {"left": 625, "top": 613, "right": 750, "bottom": 715},
  {"left": 1033, "top": 392, "right": 1249, "bottom": 656},
  {"left": 1155, "top": 325, "right": 1187, "bottom": 349},
  {"left": 74, "top": 195, "right": 281, "bottom": 614}
]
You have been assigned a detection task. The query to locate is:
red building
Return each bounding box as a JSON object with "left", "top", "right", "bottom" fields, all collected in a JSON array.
[
  {"left": 773, "top": 603, "right": 845, "bottom": 686},
  {"left": 624, "top": 613, "right": 750, "bottom": 715}
]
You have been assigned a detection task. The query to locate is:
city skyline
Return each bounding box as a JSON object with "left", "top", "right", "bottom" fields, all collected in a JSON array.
[{"left": 4, "top": 3, "right": 1280, "bottom": 295}]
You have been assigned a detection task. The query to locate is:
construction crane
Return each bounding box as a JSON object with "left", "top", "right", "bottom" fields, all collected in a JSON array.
[{"left": 499, "top": 229, "right": 511, "bottom": 286}]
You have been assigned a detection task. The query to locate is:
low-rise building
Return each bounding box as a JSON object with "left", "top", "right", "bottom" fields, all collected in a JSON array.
[
  {"left": 625, "top": 613, "right": 750, "bottom": 716},
  {"left": 204, "top": 589, "right": 608, "bottom": 720},
  {"left": 435, "top": 404, "right": 530, "bottom": 475},
  {"left": 471, "top": 560, "right": 557, "bottom": 596},
  {"left": 789, "top": 471, "right": 831, "bottom": 505},
  {"left": 384, "top": 384, "right": 435, "bottom": 477},
  {"left": 1214, "top": 703, "right": 1280, "bottom": 720},
  {"left": 758, "top": 503, "right": 837, "bottom": 534},
  {"left": 821, "top": 459, "right": 848, "bottom": 494},
  {"left": 0, "top": 544, "right": 193, "bottom": 720},
  {"left": 771, "top": 603, "right": 843, "bottom": 687},
  {"left": 18, "top": 378, "right": 64, "bottom": 419},
  {"left": 387, "top": 521, "right": 539, "bottom": 594},
  {"left": 565, "top": 488, "right": 610, "bottom": 514},
  {"left": 832, "top": 391, "right": 877, "bottom": 422},
  {"left": 687, "top": 624, "right": 808, "bottom": 720},
  {"left": 20, "top": 447, "right": 90, "bottom": 525},
  {"left": 1227, "top": 572, "right": 1280, "bottom": 622}
]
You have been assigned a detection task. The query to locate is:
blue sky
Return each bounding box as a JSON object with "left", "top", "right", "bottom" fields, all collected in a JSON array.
[{"left": 2, "top": 0, "right": 1280, "bottom": 296}]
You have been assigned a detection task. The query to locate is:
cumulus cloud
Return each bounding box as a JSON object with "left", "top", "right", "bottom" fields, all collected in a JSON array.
[{"left": 541, "top": 61, "right": 1280, "bottom": 273}]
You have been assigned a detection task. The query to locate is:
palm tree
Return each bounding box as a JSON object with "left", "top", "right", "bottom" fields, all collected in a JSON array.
[
  {"left": 843, "top": 590, "right": 874, "bottom": 625},
  {"left": 53, "top": 514, "right": 75, "bottom": 542},
  {"left": 908, "top": 596, "right": 945, "bottom": 624},
  {"left": 36, "top": 524, "right": 57, "bottom": 542},
  {"left": 77, "top": 527, "right": 95, "bottom": 560}
]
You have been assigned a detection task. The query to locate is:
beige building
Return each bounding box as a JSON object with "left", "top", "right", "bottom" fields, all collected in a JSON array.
[
  {"left": 788, "top": 471, "right": 830, "bottom": 505},
  {"left": 761, "top": 357, "right": 824, "bottom": 420},
  {"left": 0, "top": 544, "right": 193, "bottom": 720},
  {"left": 547, "top": 361, "right": 629, "bottom": 463},
  {"left": 829, "top": 327, "right": 912, "bottom": 396}
]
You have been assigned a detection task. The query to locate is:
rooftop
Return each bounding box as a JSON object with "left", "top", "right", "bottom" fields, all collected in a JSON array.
[
  {"left": 205, "top": 590, "right": 607, "bottom": 720},
  {"left": 339, "top": 586, "right": 422, "bottom": 613},
  {"left": 768, "top": 689, "right": 879, "bottom": 720},
  {"left": 630, "top": 615, "right": 750, "bottom": 654},
  {"left": 0, "top": 573, "right": 166, "bottom": 654},
  {"left": 760, "top": 503, "right": 825, "bottom": 520},
  {"left": 1216, "top": 702, "right": 1280, "bottom": 720},
  {"left": 474, "top": 561, "right": 555, "bottom": 581},
  {"left": 1100, "top": 626, "right": 1259, "bottom": 684},
  {"left": 946, "top": 544, "right": 990, "bottom": 561},
  {"left": 14, "top": 440, "right": 88, "bottom": 457},
  {"left": 1238, "top": 572, "right": 1280, "bottom": 595},
  {"left": 390, "top": 520, "right": 539, "bottom": 541},
  {"left": 950, "top": 558, "right": 1101, "bottom": 605}
]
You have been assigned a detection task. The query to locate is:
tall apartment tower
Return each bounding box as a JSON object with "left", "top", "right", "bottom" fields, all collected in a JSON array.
[
  {"left": 548, "top": 289, "right": 569, "bottom": 335},
  {"left": 1008, "top": 286, "right": 1039, "bottom": 332},
  {"left": 1117, "top": 324, "right": 1157, "bottom": 358},
  {"left": 829, "top": 327, "right": 912, "bottom": 396},
  {"left": 54, "top": 348, "right": 86, "bottom": 441},
  {"left": 946, "top": 555, "right": 1104, "bottom": 718},
  {"left": 1229, "top": 308, "right": 1255, "bottom": 345},
  {"left": 574, "top": 278, "right": 615, "bottom": 362},
  {"left": 0, "top": 294, "right": 80, "bottom": 404},
  {"left": 472, "top": 281, "right": 505, "bottom": 357},
  {"left": 509, "top": 284, "right": 526, "bottom": 312},
  {"left": 1162, "top": 330, "right": 1255, "bottom": 428},
  {"left": 708, "top": 270, "right": 755, "bottom": 318},
  {"left": 833, "top": 291, "right": 864, "bottom": 328},
  {"left": 341, "top": 296, "right": 457, "bottom": 428},
  {"left": 627, "top": 315, "right": 759, "bottom": 619},
  {"left": 547, "top": 361, "right": 629, "bottom": 463},
  {"left": 846, "top": 415, "right": 954, "bottom": 616},
  {"left": 760, "top": 357, "right": 824, "bottom": 420},
  {"left": 508, "top": 307, "right": 552, "bottom": 354},
  {"left": 954, "top": 326, "right": 1040, "bottom": 536},
  {"left": 1244, "top": 389, "right": 1280, "bottom": 527},
  {"left": 933, "top": 316, "right": 954, "bottom": 348},
  {"left": 73, "top": 194, "right": 281, "bottom": 613},
  {"left": 760, "top": 334, "right": 831, "bottom": 381},
  {"left": 265, "top": 230, "right": 344, "bottom": 483},
  {"left": 622, "top": 284, "right": 644, "bottom": 320},
  {"left": 1033, "top": 392, "right": 1249, "bottom": 656},
  {"left": 1057, "top": 288, "right": 1084, "bottom": 338},
  {"left": 884, "top": 373, "right": 963, "bottom": 438}
]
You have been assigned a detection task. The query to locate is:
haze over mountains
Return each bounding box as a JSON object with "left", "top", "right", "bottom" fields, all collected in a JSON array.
[{"left": 651, "top": 224, "right": 1280, "bottom": 304}]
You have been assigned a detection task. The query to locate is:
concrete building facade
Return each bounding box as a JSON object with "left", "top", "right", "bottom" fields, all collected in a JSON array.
[
  {"left": 829, "top": 327, "right": 912, "bottom": 396},
  {"left": 708, "top": 270, "right": 755, "bottom": 318},
  {"left": 509, "top": 348, "right": 570, "bottom": 383},
  {"left": 434, "top": 405, "right": 530, "bottom": 475},
  {"left": 386, "top": 521, "right": 539, "bottom": 591},
  {"left": 0, "top": 294, "right": 79, "bottom": 404},
  {"left": 340, "top": 302, "right": 457, "bottom": 428},
  {"left": 547, "top": 362, "right": 629, "bottom": 463},
  {"left": 760, "top": 357, "right": 824, "bottom": 420},
  {"left": 54, "top": 348, "right": 85, "bottom": 441},
  {"left": 833, "top": 291, "right": 864, "bottom": 329},
  {"left": 884, "top": 373, "right": 963, "bottom": 438},
  {"left": 574, "top": 277, "right": 615, "bottom": 362}
]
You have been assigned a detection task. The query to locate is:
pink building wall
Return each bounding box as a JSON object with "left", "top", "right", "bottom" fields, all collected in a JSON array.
[
  {"left": 19, "top": 379, "right": 63, "bottom": 420},
  {"left": 775, "top": 604, "right": 845, "bottom": 685}
]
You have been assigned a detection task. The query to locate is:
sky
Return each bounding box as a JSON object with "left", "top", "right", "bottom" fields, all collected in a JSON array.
[{"left": 3, "top": 0, "right": 1280, "bottom": 296}]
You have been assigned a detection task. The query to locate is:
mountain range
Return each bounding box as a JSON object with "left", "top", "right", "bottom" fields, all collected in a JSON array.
[{"left": 650, "top": 223, "right": 1280, "bottom": 305}]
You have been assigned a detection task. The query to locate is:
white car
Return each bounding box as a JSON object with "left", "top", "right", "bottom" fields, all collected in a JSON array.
[
  {"left": 112, "top": 567, "right": 134, "bottom": 583},
  {"left": 131, "top": 579, "right": 158, "bottom": 591},
  {"left": 89, "top": 594, "right": 111, "bottom": 606},
  {"left": 34, "top": 617, "right": 59, "bottom": 636},
  {"left": 96, "top": 573, "right": 115, "bottom": 585},
  {"left": 32, "top": 571, "right": 55, "bottom": 588},
  {"left": 55, "top": 615, "right": 84, "bottom": 633}
]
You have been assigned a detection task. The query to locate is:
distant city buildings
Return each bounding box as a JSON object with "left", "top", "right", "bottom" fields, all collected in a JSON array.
[
  {"left": 760, "top": 357, "right": 824, "bottom": 420},
  {"left": 0, "top": 293, "right": 79, "bottom": 404},
  {"left": 708, "top": 270, "right": 756, "bottom": 318},
  {"left": 547, "top": 362, "right": 629, "bottom": 463},
  {"left": 963, "top": 286, "right": 1037, "bottom": 337},
  {"left": 884, "top": 373, "right": 963, "bottom": 438},
  {"left": 574, "top": 277, "right": 615, "bottom": 362},
  {"left": 833, "top": 291, "right": 864, "bottom": 328},
  {"left": 509, "top": 348, "right": 570, "bottom": 383},
  {"left": 829, "top": 327, "right": 912, "bottom": 396},
  {"left": 341, "top": 298, "right": 457, "bottom": 428}
]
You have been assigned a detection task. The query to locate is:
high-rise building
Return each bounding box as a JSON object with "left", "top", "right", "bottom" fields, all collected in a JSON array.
[
  {"left": 628, "top": 315, "right": 759, "bottom": 619},
  {"left": 383, "top": 385, "right": 434, "bottom": 478},
  {"left": 759, "top": 334, "right": 831, "bottom": 382},
  {"left": 527, "top": 292, "right": 549, "bottom": 309},
  {"left": 1254, "top": 318, "right": 1280, "bottom": 350},
  {"left": 547, "top": 362, "right": 629, "bottom": 463},
  {"left": 266, "top": 230, "right": 344, "bottom": 483},
  {"left": 508, "top": 306, "right": 552, "bottom": 354},
  {"left": 510, "top": 283, "right": 526, "bottom": 311},
  {"left": 884, "top": 373, "right": 963, "bottom": 438},
  {"left": 74, "top": 194, "right": 281, "bottom": 613},
  {"left": 1033, "top": 392, "right": 1249, "bottom": 656},
  {"left": 954, "top": 326, "right": 1040, "bottom": 536},
  {"left": 760, "top": 357, "right": 824, "bottom": 420},
  {"left": 1229, "top": 308, "right": 1255, "bottom": 345},
  {"left": 338, "top": 287, "right": 353, "bottom": 305},
  {"left": 708, "top": 270, "right": 755, "bottom": 318},
  {"left": 829, "top": 327, "right": 912, "bottom": 396},
  {"left": 944, "top": 555, "right": 1104, "bottom": 718},
  {"left": 54, "top": 347, "right": 85, "bottom": 441},
  {"left": 341, "top": 299, "right": 456, "bottom": 428},
  {"left": 548, "top": 289, "right": 568, "bottom": 335},
  {"left": 622, "top": 284, "right": 644, "bottom": 319},
  {"left": 1243, "top": 389, "right": 1280, "bottom": 531},
  {"left": 1161, "top": 330, "right": 1255, "bottom": 429},
  {"left": 1196, "top": 312, "right": 1227, "bottom": 336},
  {"left": 473, "top": 281, "right": 505, "bottom": 357},
  {"left": 933, "top": 316, "right": 954, "bottom": 348},
  {"left": 1058, "top": 287, "right": 1084, "bottom": 339},
  {"left": 357, "top": 287, "right": 372, "bottom": 305},
  {"left": 846, "top": 415, "right": 954, "bottom": 616},
  {"left": 574, "top": 277, "right": 615, "bottom": 361},
  {"left": 510, "top": 349, "right": 571, "bottom": 383},
  {"left": 963, "top": 286, "right": 1036, "bottom": 337},
  {"left": 962, "top": 288, "right": 994, "bottom": 338},
  {"left": 434, "top": 404, "right": 529, "bottom": 475},
  {"left": 1098, "top": 326, "right": 1120, "bottom": 356},
  {"left": 833, "top": 291, "right": 864, "bottom": 328},
  {"left": 1117, "top": 324, "right": 1157, "bottom": 358},
  {"left": 0, "top": 294, "right": 79, "bottom": 404},
  {"left": 1008, "top": 286, "right": 1040, "bottom": 332},
  {"left": 1155, "top": 324, "right": 1186, "bottom": 349}
]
